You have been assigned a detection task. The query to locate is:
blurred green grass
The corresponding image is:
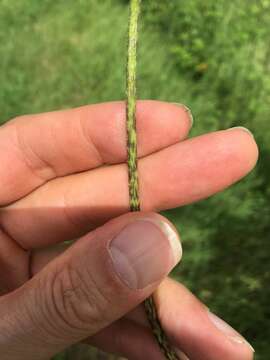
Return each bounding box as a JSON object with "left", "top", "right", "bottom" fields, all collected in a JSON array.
[{"left": 0, "top": 0, "right": 269, "bottom": 359}]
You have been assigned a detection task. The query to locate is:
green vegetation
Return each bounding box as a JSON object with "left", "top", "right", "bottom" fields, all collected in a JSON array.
[{"left": 0, "top": 0, "right": 269, "bottom": 358}]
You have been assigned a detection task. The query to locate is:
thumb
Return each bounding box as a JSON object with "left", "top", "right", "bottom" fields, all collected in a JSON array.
[{"left": 0, "top": 212, "right": 182, "bottom": 360}]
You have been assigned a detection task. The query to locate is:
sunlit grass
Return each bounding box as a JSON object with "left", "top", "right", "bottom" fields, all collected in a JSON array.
[{"left": 0, "top": 1, "right": 269, "bottom": 359}]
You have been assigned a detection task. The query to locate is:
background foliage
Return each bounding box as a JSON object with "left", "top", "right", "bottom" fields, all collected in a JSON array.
[{"left": 0, "top": 0, "right": 269, "bottom": 359}]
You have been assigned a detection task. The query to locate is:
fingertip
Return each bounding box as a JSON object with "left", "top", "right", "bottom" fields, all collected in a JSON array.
[
  {"left": 155, "top": 279, "right": 255, "bottom": 360},
  {"left": 136, "top": 100, "right": 192, "bottom": 146},
  {"left": 137, "top": 213, "right": 183, "bottom": 266},
  {"left": 207, "top": 311, "right": 255, "bottom": 354},
  {"left": 108, "top": 212, "right": 182, "bottom": 290},
  {"left": 225, "top": 126, "right": 259, "bottom": 173},
  {"left": 171, "top": 102, "right": 194, "bottom": 129}
]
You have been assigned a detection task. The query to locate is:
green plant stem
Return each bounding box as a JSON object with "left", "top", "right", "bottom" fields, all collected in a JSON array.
[
  {"left": 126, "top": 0, "right": 140, "bottom": 212},
  {"left": 126, "top": 1, "right": 179, "bottom": 359}
]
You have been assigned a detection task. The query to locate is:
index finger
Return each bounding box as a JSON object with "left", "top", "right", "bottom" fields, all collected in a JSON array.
[{"left": 0, "top": 101, "right": 192, "bottom": 205}]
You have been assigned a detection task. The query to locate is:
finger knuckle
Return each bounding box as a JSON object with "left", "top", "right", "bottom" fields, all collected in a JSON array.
[{"left": 48, "top": 262, "right": 112, "bottom": 334}]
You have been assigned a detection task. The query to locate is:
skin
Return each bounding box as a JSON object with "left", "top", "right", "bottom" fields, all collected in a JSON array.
[{"left": 0, "top": 101, "right": 258, "bottom": 359}]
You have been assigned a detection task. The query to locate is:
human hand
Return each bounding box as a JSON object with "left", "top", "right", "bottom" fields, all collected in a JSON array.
[{"left": 0, "top": 101, "right": 258, "bottom": 359}]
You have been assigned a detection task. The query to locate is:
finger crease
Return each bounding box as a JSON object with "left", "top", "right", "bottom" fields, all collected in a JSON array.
[
  {"left": 78, "top": 116, "right": 104, "bottom": 165},
  {"left": 13, "top": 124, "right": 57, "bottom": 182}
]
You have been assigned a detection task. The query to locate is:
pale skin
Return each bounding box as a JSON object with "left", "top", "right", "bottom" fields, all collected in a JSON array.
[{"left": 0, "top": 101, "right": 258, "bottom": 360}]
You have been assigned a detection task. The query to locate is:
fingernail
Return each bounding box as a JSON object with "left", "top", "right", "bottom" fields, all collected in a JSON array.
[
  {"left": 227, "top": 126, "right": 254, "bottom": 137},
  {"left": 109, "top": 218, "right": 182, "bottom": 289},
  {"left": 208, "top": 311, "right": 255, "bottom": 352},
  {"left": 172, "top": 103, "right": 194, "bottom": 128},
  {"left": 176, "top": 349, "right": 190, "bottom": 360}
]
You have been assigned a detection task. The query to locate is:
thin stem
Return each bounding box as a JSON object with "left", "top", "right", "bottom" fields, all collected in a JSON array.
[
  {"left": 126, "top": 1, "right": 180, "bottom": 359},
  {"left": 126, "top": 0, "right": 141, "bottom": 212}
]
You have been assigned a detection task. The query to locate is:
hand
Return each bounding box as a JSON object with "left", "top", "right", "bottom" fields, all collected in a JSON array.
[{"left": 0, "top": 101, "right": 258, "bottom": 360}]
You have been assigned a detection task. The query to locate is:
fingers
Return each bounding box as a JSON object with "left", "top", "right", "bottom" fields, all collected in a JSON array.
[
  {"left": 29, "top": 239, "right": 254, "bottom": 359},
  {"left": 0, "top": 213, "right": 182, "bottom": 360},
  {"left": 87, "top": 315, "right": 188, "bottom": 360},
  {"left": 0, "top": 228, "right": 29, "bottom": 294},
  {"left": 153, "top": 278, "right": 254, "bottom": 360},
  {"left": 88, "top": 319, "right": 169, "bottom": 360},
  {"left": 144, "top": 127, "right": 258, "bottom": 210},
  {"left": 0, "top": 101, "right": 191, "bottom": 205},
  {"left": 87, "top": 279, "right": 254, "bottom": 360},
  {"left": 0, "top": 128, "right": 258, "bottom": 249}
]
